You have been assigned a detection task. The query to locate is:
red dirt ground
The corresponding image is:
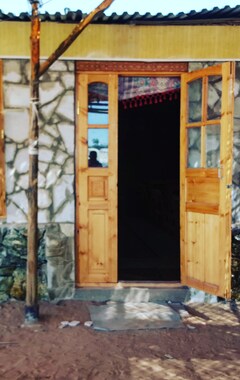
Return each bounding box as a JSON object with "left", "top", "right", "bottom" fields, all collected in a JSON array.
[{"left": 0, "top": 300, "right": 240, "bottom": 380}]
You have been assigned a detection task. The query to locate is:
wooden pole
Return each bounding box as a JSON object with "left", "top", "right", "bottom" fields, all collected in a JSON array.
[{"left": 25, "top": 0, "right": 40, "bottom": 323}]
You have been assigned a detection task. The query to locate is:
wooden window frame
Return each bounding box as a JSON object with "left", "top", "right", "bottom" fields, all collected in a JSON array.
[{"left": 0, "top": 60, "right": 6, "bottom": 218}]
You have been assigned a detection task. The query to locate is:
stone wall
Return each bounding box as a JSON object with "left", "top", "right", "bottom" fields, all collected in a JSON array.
[{"left": 0, "top": 59, "right": 76, "bottom": 301}]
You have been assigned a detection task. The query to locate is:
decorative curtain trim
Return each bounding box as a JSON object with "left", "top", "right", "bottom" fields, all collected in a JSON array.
[
  {"left": 120, "top": 88, "right": 180, "bottom": 109},
  {"left": 119, "top": 76, "right": 180, "bottom": 100},
  {"left": 88, "top": 77, "right": 181, "bottom": 108}
]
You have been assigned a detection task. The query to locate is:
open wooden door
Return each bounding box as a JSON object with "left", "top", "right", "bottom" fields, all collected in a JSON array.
[
  {"left": 76, "top": 74, "right": 118, "bottom": 285},
  {"left": 180, "top": 63, "right": 235, "bottom": 298}
]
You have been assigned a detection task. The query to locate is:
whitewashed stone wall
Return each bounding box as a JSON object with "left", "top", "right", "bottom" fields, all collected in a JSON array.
[
  {"left": 3, "top": 59, "right": 75, "bottom": 224},
  {"left": 1, "top": 59, "right": 76, "bottom": 300}
]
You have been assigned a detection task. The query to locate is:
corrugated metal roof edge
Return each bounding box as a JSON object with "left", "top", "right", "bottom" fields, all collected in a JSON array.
[{"left": 0, "top": 5, "right": 240, "bottom": 25}]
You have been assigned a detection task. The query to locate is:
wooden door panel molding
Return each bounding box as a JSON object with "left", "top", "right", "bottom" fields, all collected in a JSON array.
[
  {"left": 180, "top": 62, "right": 234, "bottom": 298},
  {"left": 186, "top": 177, "right": 219, "bottom": 214},
  {"left": 88, "top": 176, "right": 108, "bottom": 200},
  {"left": 88, "top": 210, "right": 109, "bottom": 275}
]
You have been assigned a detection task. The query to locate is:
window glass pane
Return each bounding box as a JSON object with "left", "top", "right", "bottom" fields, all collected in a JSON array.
[
  {"left": 88, "top": 129, "right": 108, "bottom": 168},
  {"left": 206, "top": 124, "right": 220, "bottom": 168},
  {"left": 88, "top": 82, "right": 109, "bottom": 125},
  {"left": 187, "top": 127, "right": 201, "bottom": 168},
  {"left": 207, "top": 76, "right": 222, "bottom": 120},
  {"left": 188, "top": 78, "right": 202, "bottom": 123}
]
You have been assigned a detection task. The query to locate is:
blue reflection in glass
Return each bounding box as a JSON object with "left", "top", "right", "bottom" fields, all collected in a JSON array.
[
  {"left": 88, "top": 129, "right": 108, "bottom": 168},
  {"left": 88, "top": 82, "right": 109, "bottom": 125}
]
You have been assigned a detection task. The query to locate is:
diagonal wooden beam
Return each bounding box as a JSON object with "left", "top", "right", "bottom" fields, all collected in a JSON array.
[{"left": 38, "top": 0, "right": 115, "bottom": 77}]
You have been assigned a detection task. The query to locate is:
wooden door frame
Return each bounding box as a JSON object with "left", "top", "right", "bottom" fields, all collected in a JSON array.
[{"left": 75, "top": 60, "right": 188, "bottom": 286}]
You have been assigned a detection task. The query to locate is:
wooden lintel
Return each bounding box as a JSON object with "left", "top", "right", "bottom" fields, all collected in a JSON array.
[{"left": 76, "top": 60, "right": 189, "bottom": 73}]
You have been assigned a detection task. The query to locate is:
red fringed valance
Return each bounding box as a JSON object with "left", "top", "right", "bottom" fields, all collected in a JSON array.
[{"left": 120, "top": 88, "right": 180, "bottom": 109}]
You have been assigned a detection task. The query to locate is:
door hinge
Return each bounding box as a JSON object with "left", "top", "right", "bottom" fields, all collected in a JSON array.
[{"left": 1, "top": 129, "right": 4, "bottom": 140}]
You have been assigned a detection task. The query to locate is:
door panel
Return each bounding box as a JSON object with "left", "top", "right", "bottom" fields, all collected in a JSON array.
[
  {"left": 76, "top": 74, "right": 118, "bottom": 285},
  {"left": 180, "top": 63, "right": 234, "bottom": 298}
]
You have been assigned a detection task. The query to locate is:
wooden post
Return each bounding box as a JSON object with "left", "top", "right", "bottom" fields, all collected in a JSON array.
[
  {"left": 24, "top": 0, "right": 115, "bottom": 323},
  {"left": 25, "top": 0, "right": 40, "bottom": 323}
]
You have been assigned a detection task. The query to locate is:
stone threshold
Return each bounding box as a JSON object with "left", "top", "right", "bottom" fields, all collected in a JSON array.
[{"left": 74, "top": 285, "right": 190, "bottom": 303}]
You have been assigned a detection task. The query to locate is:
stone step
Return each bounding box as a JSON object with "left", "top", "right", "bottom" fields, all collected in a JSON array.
[{"left": 74, "top": 286, "right": 190, "bottom": 303}]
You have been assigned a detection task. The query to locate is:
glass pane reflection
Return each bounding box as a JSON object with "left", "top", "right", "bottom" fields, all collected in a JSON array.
[
  {"left": 188, "top": 78, "right": 202, "bottom": 123},
  {"left": 88, "top": 129, "right": 108, "bottom": 168},
  {"left": 187, "top": 127, "right": 201, "bottom": 168},
  {"left": 207, "top": 76, "right": 222, "bottom": 120},
  {"left": 206, "top": 124, "right": 220, "bottom": 168},
  {"left": 88, "top": 82, "right": 109, "bottom": 125}
]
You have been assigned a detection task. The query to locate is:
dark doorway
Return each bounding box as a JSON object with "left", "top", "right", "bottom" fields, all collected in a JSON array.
[{"left": 118, "top": 87, "right": 180, "bottom": 281}]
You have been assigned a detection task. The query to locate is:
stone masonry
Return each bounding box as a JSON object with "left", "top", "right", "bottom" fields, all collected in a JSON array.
[{"left": 0, "top": 59, "right": 75, "bottom": 301}]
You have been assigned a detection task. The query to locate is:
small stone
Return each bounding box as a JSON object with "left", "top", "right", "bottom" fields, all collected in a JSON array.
[
  {"left": 58, "top": 123, "right": 74, "bottom": 155},
  {"left": 40, "top": 81, "right": 64, "bottom": 105},
  {"left": 187, "top": 324, "right": 196, "bottom": 330},
  {"left": 4, "top": 84, "right": 30, "bottom": 108},
  {"left": 3, "top": 61, "right": 22, "bottom": 83},
  {"left": 46, "top": 165, "right": 61, "bottom": 188},
  {"left": 57, "top": 91, "right": 74, "bottom": 122},
  {"left": 55, "top": 151, "right": 68, "bottom": 166},
  {"left": 39, "top": 132, "right": 54, "bottom": 148},
  {"left": 59, "top": 321, "right": 69, "bottom": 329},
  {"left": 38, "top": 189, "right": 52, "bottom": 209},
  {"left": 49, "top": 61, "right": 68, "bottom": 72},
  {"left": 84, "top": 321, "right": 93, "bottom": 328},
  {"left": 179, "top": 310, "right": 190, "bottom": 318},
  {"left": 39, "top": 148, "right": 54, "bottom": 163},
  {"left": 68, "top": 320, "right": 80, "bottom": 327},
  {"left": 164, "top": 354, "right": 174, "bottom": 360},
  {"left": 4, "top": 109, "right": 29, "bottom": 143},
  {"left": 14, "top": 148, "right": 29, "bottom": 174},
  {"left": 5, "top": 143, "right": 17, "bottom": 163}
]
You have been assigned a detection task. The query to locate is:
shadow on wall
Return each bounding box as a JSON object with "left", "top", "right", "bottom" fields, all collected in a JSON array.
[
  {"left": 0, "top": 226, "right": 47, "bottom": 302},
  {"left": 0, "top": 223, "right": 75, "bottom": 302},
  {"left": 46, "top": 224, "right": 75, "bottom": 300}
]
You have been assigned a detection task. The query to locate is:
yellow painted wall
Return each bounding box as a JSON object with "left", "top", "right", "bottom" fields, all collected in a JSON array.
[{"left": 0, "top": 22, "right": 240, "bottom": 60}]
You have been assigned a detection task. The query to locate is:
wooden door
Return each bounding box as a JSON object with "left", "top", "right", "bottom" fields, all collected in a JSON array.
[
  {"left": 76, "top": 74, "right": 118, "bottom": 285},
  {"left": 180, "top": 63, "right": 235, "bottom": 298}
]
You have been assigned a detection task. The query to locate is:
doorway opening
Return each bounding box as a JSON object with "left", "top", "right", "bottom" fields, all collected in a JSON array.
[{"left": 118, "top": 76, "right": 181, "bottom": 281}]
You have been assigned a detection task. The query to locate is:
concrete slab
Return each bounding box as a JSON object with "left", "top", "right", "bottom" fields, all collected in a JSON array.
[
  {"left": 88, "top": 302, "right": 183, "bottom": 331},
  {"left": 74, "top": 287, "right": 190, "bottom": 303}
]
